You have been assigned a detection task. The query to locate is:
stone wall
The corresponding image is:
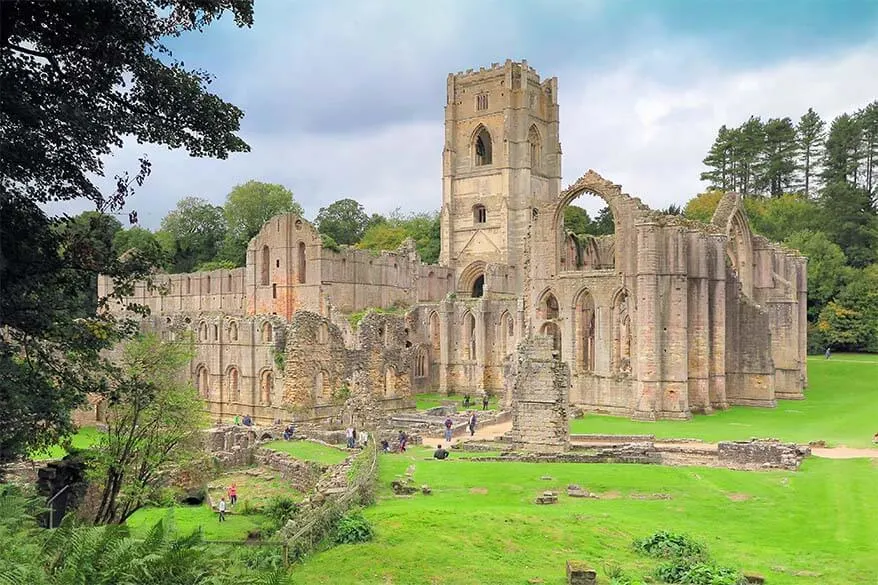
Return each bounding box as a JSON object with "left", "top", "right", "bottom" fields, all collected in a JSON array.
[
  {"left": 508, "top": 335, "right": 570, "bottom": 452},
  {"left": 254, "top": 448, "right": 325, "bottom": 493},
  {"left": 716, "top": 440, "right": 810, "bottom": 470}
]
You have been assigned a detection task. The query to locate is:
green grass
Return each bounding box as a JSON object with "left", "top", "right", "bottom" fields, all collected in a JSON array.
[
  {"left": 126, "top": 503, "right": 265, "bottom": 541},
  {"left": 262, "top": 439, "right": 349, "bottom": 465},
  {"left": 206, "top": 468, "right": 303, "bottom": 507},
  {"left": 414, "top": 392, "right": 501, "bottom": 412},
  {"left": 289, "top": 454, "right": 878, "bottom": 585},
  {"left": 31, "top": 426, "right": 102, "bottom": 460},
  {"left": 571, "top": 354, "right": 878, "bottom": 448}
]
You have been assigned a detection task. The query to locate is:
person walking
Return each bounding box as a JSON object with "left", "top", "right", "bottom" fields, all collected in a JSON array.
[
  {"left": 444, "top": 416, "right": 453, "bottom": 443},
  {"left": 234, "top": 414, "right": 240, "bottom": 426},
  {"left": 228, "top": 484, "right": 237, "bottom": 507},
  {"left": 482, "top": 394, "right": 489, "bottom": 410},
  {"left": 468, "top": 412, "right": 477, "bottom": 437},
  {"left": 825, "top": 346, "right": 831, "bottom": 360},
  {"left": 345, "top": 426, "right": 354, "bottom": 449},
  {"left": 218, "top": 497, "right": 227, "bottom": 522},
  {"left": 398, "top": 430, "right": 407, "bottom": 453}
]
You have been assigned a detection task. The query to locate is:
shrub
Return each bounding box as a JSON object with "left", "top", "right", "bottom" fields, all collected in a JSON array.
[
  {"left": 633, "top": 531, "right": 707, "bottom": 560},
  {"left": 261, "top": 496, "right": 298, "bottom": 536},
  {"left": 332, "top": 510, "right": 374, "bottom": 544},
  {"left": 237, "top": 499, "right": 264, "bottom": 516},
  {"left": 654, "top": 558, "right": 746, "bottom": 585}
]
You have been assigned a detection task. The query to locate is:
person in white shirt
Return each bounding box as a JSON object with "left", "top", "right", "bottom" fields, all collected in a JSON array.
[{"left": 218, "top": 497, "right": 227, "bottom": 522}]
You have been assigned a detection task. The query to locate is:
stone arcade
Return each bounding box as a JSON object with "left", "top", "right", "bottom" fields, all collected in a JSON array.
[{"left": 94, "top": 60, "right": 807, "bottom": 425}]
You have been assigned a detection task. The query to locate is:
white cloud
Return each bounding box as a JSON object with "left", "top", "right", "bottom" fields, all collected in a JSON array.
[{"left": 52, "top": 41, "right": 878, "bottom": 229}]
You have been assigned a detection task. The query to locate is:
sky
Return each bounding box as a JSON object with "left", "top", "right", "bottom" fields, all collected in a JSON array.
[{"left": 60, "top": 0, "right": 878, "bottom": 228}]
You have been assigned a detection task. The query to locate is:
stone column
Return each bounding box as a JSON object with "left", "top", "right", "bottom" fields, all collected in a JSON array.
[
  {"left": 797, "top": 256, "right": 808, "bottom": 389},
  {"left": 438, "top": 300, "right": 452, "bottom": 395},
  {"left": 686, "top": 230, "right": 711, "bottom": 413},
  {"left": 632, "top": 223, "right": 661, "bottom": 421},
  {"left": 707, "top": 234, "right": 728, "bottom": 410},
  {"left": 661, "top": 228, "right": 690, "bottom": 419}
]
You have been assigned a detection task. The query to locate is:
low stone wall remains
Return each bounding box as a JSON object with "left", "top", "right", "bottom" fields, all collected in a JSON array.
[
  {"left": 716, "top": 440, "right": 810, "bottom": 470},
  {"left": 253, "top": 448, "right": 326, "bottom": 493}
]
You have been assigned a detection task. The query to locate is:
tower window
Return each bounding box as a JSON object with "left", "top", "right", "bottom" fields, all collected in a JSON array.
[
  {"left": 474, "top": 127, "right": 493, "bottom": 166},
  {"left": 473, "top": 204, "right": 487, "bottom": 224},
  {"left": 476, "top": 93, "right": 488, "bottom": 111}
]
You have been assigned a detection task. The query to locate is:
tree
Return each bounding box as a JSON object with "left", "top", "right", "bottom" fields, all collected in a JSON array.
[
  {"left": 221, "top": 181, "right": 302, "bottom": 265},
  {"left": 822, "top": 113, "right": 864, "bottom": 185},
  {"left": 700, "top": 125, "right": 736, "bottom": 191},
  {"left": 758, "top": 117, "right": 798, "bottom": 196},
  {"left": 683, "top": 190, "right": 725, "bottom": 223},
  {"left": 113, "top": 226, "right": 163, "bottom": 259},
  {"left": 563, "top": 205, "right": 592, "bottom": 235},
  {"left": 745, "top": 193, "right": 819, "bottom": 243},
  {"left": 159, "top": 197, "right": 227, "bottom": 273},
  {"left": 819, "top": 181, "right": 878, "bottom": 268},
  {"left": 859, "top": 101, "right": 878, "bottom": 194},
  {"left": 796, "top": 108, "right": 826, "bottom": 197},
  {"left": 0, "top": 0, "right": 252, "bottom": 465},
  {"left": 91, "top": 333, "right": 206, "bottom": 525},
  {"left": 357, "top": 211, "right": 441, "bottom": 264},
  {"left": 315, "top": 198, "right": 371, "bottom": 246},
  {"left": 784, "top": 230, "right": 850, "bottom": 319}
]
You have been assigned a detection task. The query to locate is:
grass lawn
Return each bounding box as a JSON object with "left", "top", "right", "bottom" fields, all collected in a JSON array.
[
  {"left": 207, "top": 468, "right": 303, "bottom": 508},
  {"left": 571, "top": 354, "right": 878, "bottom": 448},
  {"left": 415, "top": 392, "right": 501, "bottom": 412},
  {"left": 262, "top": 439, "right": 349, "bottom": 465},
  {"left": 290, "top": 453, "right": 878, "bottom": 585},
  {"left": 126, "top": 503, "right": 265, "bottom": 541},
  {"left": 31, "top": 426, "right": 102, "bottom": 460}
]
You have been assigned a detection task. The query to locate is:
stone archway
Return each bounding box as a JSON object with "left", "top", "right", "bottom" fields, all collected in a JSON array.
[{"left": 458, "top": 261, "right": 487, "bottom": 298}]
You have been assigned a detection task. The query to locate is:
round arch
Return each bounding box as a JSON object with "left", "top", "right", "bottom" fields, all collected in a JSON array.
[{"left": 458, "top": 261, "right": 487, "bottom": 297}]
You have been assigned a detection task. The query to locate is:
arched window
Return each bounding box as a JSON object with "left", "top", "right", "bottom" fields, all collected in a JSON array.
[
  {"left": 574, "top": 290, "right": 596, "bottom": 372},
  {"left": 261, "top": 322, "right": 273, "bottom": 343},
  {"left": 429, "top": 312, "right": 440, "bottom": 352},
  {"left": 613, "top": 289, "right": 632, "bottom": 374},
  {"left": 195, "top": 365, "right": 209, "bottom": 399},
  {"left": 473, "top": 204, "right": 487, "bottom": 224},
  {"left": 471, "top": 275, "right": 485, "bottom": 298},
  {"left": 463, "top": 312, "right": 476, "bottom": 360},
  {"left": 260, "top": 370, "right": 273, "bottom": 405},
  {"left": 261, "top": 245, "right": 270, "bottom": 285},
  {"left": 298, "top": 242, "right": 306, "bottom": 284},
  {"left": 228, "top": 321, "right": 238, "bottom": 342},
  {"left": 198, "top": 321, "right": 208, "bottom": 341},
  {"left": 539, "top": 292, "right": 559, "bottom": 320},
  {"left": 205, "top": 275, "right": 211, "bottom": 294},
  {"left": 227, "top": 366, "right": 240, "bottom": 402},
  {"left": 213, "top": 324, "right": 218, "bottom": 341},
  {"left": 414, "top": 347, "right": 428, "bottom": 378},
  {"left": 474, "top": 126, "right": 492, "bottom": 166},
  {"left": 528, "top": 125, "right": 541, "bottom": 172},
  {"left": 499, "top": 311, "right": 515, "bottom": 357}
]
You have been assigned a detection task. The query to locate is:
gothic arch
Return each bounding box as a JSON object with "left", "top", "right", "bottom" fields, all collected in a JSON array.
[
  {"left": 537, "top": 289, "right": 560, "bottom": 320},
  {"left": 572, "top": 288, "right": 596, "bottom": 372},
  {"left": 528, "top": 124, "right": 541, "bottom": 172},
  {"left": 458, "top": 261, "right": 486, "bottom": 297},
  {"left": 259, "top": 369, "right": 274, "bottom": 405},
  {"left": 499, "top": 310, "right": 515, "bottom": 357},
  {"left": 611, "top": 288, "right": 632, "bottom": 374},
  {"left": 261, "top": 321, "right": 273, "bottom": 343},
  {"left": 463, "top": 311, "right": 476, "bottom": 360},
  {"left": 429, "top": 311, "right": 440, "bottom": 352},
  {"left": 472, "top": 125, "right": 493, "bottom": 166},
  {"left": 413, "top": 346, "right": 428, "bottom": 379}
]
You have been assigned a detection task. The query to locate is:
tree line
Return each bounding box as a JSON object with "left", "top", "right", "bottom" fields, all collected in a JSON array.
[
  {"left": 691, "top": 100, "right": 878, "bottom": 353},
  {"left": 108, "top": 186, "right": 442, "bottom": 274}
]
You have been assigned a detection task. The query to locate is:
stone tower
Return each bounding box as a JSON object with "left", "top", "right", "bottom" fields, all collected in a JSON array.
[{"left": 439, "top": 60, "right": 561, "bottom": 294}]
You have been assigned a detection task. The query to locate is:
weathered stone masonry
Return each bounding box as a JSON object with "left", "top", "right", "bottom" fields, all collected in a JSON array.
[{"left": 95, "top": 59, "right": 807, "bottom": 424}]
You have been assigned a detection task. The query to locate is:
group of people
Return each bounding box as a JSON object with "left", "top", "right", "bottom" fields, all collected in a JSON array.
[
  {"left": 442, "top": 412, "right": 478, "bottom": 442},
  {"left": 217, "top": 483, "right": 237, "bottom": 522},
  {"left": 462, "top": 394, "right": 491, "bottom": 410},
  {"left": 345, "top": 426, "right": 369, "bottom": 449},
  {"left": 233, "top": 414, "right": 253, "bottom": 427}
]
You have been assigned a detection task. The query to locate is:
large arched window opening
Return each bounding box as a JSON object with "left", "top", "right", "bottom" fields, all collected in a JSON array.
[
  {"left": 261, "top": 245, "right": 270, "bottom": 285},
  {"left": 261, "top": 322, "right": 273, "bottom": 343},
  {"left": 198, "top": 321, "right": 208, "bottom": 342},
  {"left": 458, "top": 261, "right": 486, "bottom": 299},
  {"left": 429, "top": 312, "right": 440, "bottom": 352},
  {"left": 538, "top": 291, "right": 559, "bottom": 320},
  {"left": 528, "top": 125, "right": 541, "bottom": 172},
  {"left": 612, "top": 289, "right": 632, "bottom": 374},
  {"left": 463, "top": 312, "right": 476, "bottom": 360},
  {"left": 228, "top": 321, "right": 238, "bottom": 342},
  {"left": 471, "top": 275, "right": 485, "bottom": 298},
  {"left": 195, "top": 365, "right": 209, "bottom": 399},
  {"left": 573, "top": 290, "right": 596, "bottom": 372},
  {"left": 260, "top": 370, "right": 273, "bottom": 405},
  {"left": 474, "top": 126, "right": 493, "bottom": 166},
  {"left": 227, "top": 366, "right": 240, "bottom": 402},
  {"left": 414, "top": 347, "right": 428, "bottom": 379},
  {"left": 297, "top": 242, "right": 306, "bottom": 284},
  {"left": 555, "top": 180, "right": 617, "bottom": 273}
]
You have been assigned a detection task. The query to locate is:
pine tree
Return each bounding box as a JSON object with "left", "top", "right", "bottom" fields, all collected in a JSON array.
[
  {"left": 759, "top": 117, "right": 798, "bottom": 196},
  {"left": 823, "top": 113, "right": 864, "bottom": 185},
  {"left": 796, "top": 108, "right": 826, "bottom": 197},
  {"left": 700, "top": 125, "right": 735, "bottom": 190},
  {"left": 858, "top": 101, "right": 878, "bottom": 195},
  {"left": 735, "top": 117, "right": 765, "bottom": 195}
]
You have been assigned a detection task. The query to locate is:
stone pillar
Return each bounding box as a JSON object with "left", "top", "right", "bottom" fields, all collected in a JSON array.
[
  {"left": 632, "top": 223, "right": 661, "bottom": 421},
  {"left": 509, "top": 335, "right": 570, "bottom": 453},
  {"left": 707, "top": 235, "right": 728, "bottom": 410},
  {"left": 660, "top": 227, "right": 690, "bottom": 419},
  {"left": 438, "top": 300, "right": 452, "bottom": 395},
  {"left": 686, "top": 230, "right": 711, "bottom": 413},
  {"left": 796, "top": 256, "right": 808, "bottom": 389}
]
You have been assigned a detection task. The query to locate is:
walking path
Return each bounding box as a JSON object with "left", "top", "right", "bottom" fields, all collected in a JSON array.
[{"left": 425, "top": 415, "right": 878, "bottom": 459}]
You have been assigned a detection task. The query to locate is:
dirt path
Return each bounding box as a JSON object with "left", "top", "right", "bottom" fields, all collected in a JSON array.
[
  {"left": 810, "top": 447, "right": 878, "bottom": 459},
  {"left": 424, "top": 418, "right": 512, "bottom": 446}
]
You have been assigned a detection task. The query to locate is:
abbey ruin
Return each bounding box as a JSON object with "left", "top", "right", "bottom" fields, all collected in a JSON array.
[{"left": 97, "top": 60, "right": 808, "bottom": 425}]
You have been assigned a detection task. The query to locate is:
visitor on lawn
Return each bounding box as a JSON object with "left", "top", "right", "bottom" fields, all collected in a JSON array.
[
  {"left": 463, "top": 394, "right": 471, "bottom": 407},
  {"left": 398, "top": 430, "right": 408, "bottom": 452},
  {"left": 218, "top": 497, "right": 227, "bottom": 522},
  {"left": 381, "top": 439, "right": 390, "bottom": 453},
  {"left": 433, "top": 444, "right": 449, "bottom": 460},
  {"left": 346, "top": 426, "right": 355, "bottom": 448},
  {"left": 482, "top": 395, "right": 489, "bottom": 410},
  {"left": 234, "top": 414, "right": 240, "bottom": 425},
  {"left": 444, "top": 416, "right": 453, "bottom": 442},
  {"left": 825, "top": 347, "right": 831, "bottom": 359},
  {"left": 228, "top": 483, "right": 237, "bottom": 506},
  {"left": 242, "top": 414, "right": 252, "bottom": 427},
  {"left": 283, "top": 423, "right": 295, "bottom": 440},
  {"left": 468, "top": 412, "right": 477, "bottom": 436},
  {"left": 359, "top": 430, "right": 369, "bottom": 447}
]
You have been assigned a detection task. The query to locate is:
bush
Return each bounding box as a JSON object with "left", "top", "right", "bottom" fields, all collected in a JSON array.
[
  {"left": 237, "top": 499, "right": 264, "bottom": 516},
  {"left": 654, "top": 558, "right": 746, "bottom": 585},
  {"left": 332, "top": 510, "right": 374, "bottom": 544},
  {"left": 261, "top": 496, "right": 298, "bottom": 536},
  {"left": 633, "top": 531, "right": 707, "bottom": 560}
]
